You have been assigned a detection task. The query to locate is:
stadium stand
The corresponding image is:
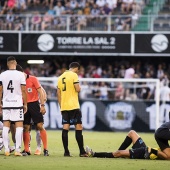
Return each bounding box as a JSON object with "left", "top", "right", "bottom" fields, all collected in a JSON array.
[
  {"left": 0, "top": 0, "right": 159, "bottom": 31},
  {"left": 153, "top": 0, "right": 170, "bottom": 31}
]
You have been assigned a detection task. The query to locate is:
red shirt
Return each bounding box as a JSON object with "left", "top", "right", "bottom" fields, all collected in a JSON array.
[{"left": 26, "top": 75, "right": 41, "bottom": 103}]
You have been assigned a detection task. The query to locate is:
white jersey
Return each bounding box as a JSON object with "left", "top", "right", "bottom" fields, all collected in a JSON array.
[{"left": 0, "top": 70, "right": 26, "bottom": 109}]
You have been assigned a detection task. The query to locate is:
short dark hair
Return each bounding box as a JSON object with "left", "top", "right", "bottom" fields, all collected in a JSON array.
[
  {"left": 69, "top": 62, "right": 80, "bottom": 70},
  {"left": 16, "top": 64, "right": 24, "bottom": 72},
  {"left": 7, "top": 56, "right": 16, "bottom": 62}
]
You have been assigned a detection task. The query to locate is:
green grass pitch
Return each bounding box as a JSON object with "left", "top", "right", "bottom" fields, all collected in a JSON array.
[{"left": 0, "top": 130, "right": 169, "bottom": 170}]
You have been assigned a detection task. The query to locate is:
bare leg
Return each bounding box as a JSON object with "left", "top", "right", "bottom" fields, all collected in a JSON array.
[{"left": 113, "top": 150, "right": 130, "bottom": 158}]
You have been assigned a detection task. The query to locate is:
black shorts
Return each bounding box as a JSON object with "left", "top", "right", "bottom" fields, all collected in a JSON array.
[
  {"left": 132, "top": 137, "right": 146, "bottom": 149},
  {"left": 155, "top": 127, "right": 170, "bottom": 150},
  {"left": 129, "top": 147, "right": 147, "bottom": 159},
  {"left": 24, "top": 101, "right": 44, "bottom": 125},
  {"left": 61, "top": 109, "right": 82, "bottom": 125}
]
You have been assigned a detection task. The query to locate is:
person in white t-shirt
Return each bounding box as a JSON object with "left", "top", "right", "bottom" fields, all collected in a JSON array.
[
  {"left": 0, "top": 56, "right": 27, "bottom": 156},
  {"left": 124, "top": 65, "right": 135, "bottom": 79},
  {"left": 160, "top": 83, "right": 170, "bottom": 102}
]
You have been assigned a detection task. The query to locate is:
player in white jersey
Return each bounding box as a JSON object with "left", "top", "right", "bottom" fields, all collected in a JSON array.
[{"left": 0, "top": 56, "right": 27, "bottom": 156}]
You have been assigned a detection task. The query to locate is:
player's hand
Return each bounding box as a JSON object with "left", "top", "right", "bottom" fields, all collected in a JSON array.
[
  {"left": 23, "top": 105, "right": 27, "bottom": 114},
  {"left": 40, "top": 106, "right": 46, "bottom": 115}
]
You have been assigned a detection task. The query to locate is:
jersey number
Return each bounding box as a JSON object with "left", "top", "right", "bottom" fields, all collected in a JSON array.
[
  {"left": 62, "top": 77, "right": 66, "bottom": 91},
  {"left": 7, "top": 80, "right": 14, "bottom": 93}
]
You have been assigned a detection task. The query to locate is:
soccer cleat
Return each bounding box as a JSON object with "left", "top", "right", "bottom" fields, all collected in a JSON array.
[
  {"left": 14, "top": 151, "right": 22, "bottom": 156},
  {"left": 44, "top": 149, "right": 49, "bottom": 156},
  {"left": 85, "top": 146, "right": 94, "bottom": 157},
  {"left": 22, "top": 150, "right": 31, "bottom": 156},
  {"left": 4, "top": 152, "right": 10, "bottom": 156},
  {"left": 64, "top": 152, "right": 73, "bottom": 157},
  {"left": 34, "top": 149, "right": 41, "bottom": 155},
  {"left": 79, "top": 153, "right": 89, "bottom": 157}
]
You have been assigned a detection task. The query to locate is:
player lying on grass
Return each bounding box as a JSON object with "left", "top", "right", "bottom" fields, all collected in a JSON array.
[{"left": 86, "top": 130, "right": 159, "bottom": 160}]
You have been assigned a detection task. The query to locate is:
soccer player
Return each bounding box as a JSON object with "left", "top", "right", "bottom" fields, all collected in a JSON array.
[
  {"left": 57, "top": 62, "right": 88, "bottom": 157},
  {"left": 16, "top": 64, "right": 49, "bottom": 156},
  {"left": 86, "top": 130, "right": 158, "bottom": 160},
  {"left": 151, "top": 120, "right": 170, "bottom": 160},
  {"left": 0, "top": 56, "right": 27, "bottom": 156}
]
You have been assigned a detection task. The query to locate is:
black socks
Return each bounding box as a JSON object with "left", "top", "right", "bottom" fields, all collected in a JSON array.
[
  {"left": 93, "top": 152, "right": 114, "bottom": 158},
  {"left": 118, "top": 136, "right": 132, "bottom": 150}
]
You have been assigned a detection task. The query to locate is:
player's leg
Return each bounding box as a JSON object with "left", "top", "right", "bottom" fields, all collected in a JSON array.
[
  {"left": 36, "top": 122, "right": 49, "bottom": 156},
  {"left": 30, "top": 101, "right": 49, "bottom": 156},
  {"left": 35, "top": 128, "right": 41, "bottom": 152},
  {"left": 118, "top": 130, "right": 143, "bottom": 150},
  {"left": 2, "top": 110, "right": 11, "bottom": 156},
  {"left": 22, "top": 110, "right": 31, "bottom": 155},
  {"left": 9, "top": 122, "right": 16, "bottom": 152},
  {"left": 74, "top": 109, "right": 88, "bottom": 157},
  {"left": 62, "top": 111, "right": 71, "bottom": 156},
  {"left": 0, "top": 121, "right": 3, "bottom": 151},
  {"left": 15, "top": 121, "right": 23, "bottom": 156}
]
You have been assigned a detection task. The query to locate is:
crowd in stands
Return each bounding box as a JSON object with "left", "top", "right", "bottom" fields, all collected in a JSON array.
[{"left": 0, "top": 0, "right": 147, "bottom": 31}]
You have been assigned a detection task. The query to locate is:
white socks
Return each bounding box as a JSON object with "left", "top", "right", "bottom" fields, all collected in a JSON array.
[
  {"left": 15, "top": 127, "right": 23, "bottom": 152},
  {"left": 2, "top": 126, "right": 10, "bottom": 152},
  {"left": 36, "top": 130, "right": 41, "bottom": 150}
]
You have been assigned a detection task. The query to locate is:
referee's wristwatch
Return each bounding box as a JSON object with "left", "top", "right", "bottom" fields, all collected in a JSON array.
[{"left": 41, "top": 104, "right": 45, "bottom": 107}]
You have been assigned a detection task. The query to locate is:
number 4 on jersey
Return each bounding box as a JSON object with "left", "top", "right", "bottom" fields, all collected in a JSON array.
[{"left": 7, "top": 80, "right": 14, "bottom": 93}]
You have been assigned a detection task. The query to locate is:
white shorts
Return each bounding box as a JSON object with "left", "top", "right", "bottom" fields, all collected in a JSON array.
[{"left": 3, "top": 109, "right": 24, "bottom": 122}]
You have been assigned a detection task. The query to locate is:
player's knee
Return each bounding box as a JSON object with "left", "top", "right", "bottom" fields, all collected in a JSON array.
[
  {"left": 128, "top": 130, "right": 135, "bottom": 137},
  {"left": 36, "top": 123, "right": 44, "bottom": 131},
  {"left": 23, "top": 125, "right": 30, "bottom": 132}
]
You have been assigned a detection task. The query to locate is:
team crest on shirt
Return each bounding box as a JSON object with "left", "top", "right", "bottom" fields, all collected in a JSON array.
[{"left": 27, "top": 88, "right": 32, "bottom": 93}]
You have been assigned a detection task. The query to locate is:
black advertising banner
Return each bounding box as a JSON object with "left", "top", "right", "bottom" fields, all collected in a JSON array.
[
  {"left": 21, "top": 33, "right": 131, "bottom": 53},
  {"left": 0, "top": 33, "right": 18, "bottom": 52},
  {"left": 44, "top": 99, "right": 170, "bottom": 132},
  {"left": 135, "top": 34, "right": 170, "bottom": 53}
]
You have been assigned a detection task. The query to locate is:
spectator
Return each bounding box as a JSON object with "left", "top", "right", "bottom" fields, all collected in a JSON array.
[
  {"left": 83, "top": 2, "right": 91, "bottom": 15},
  {"left": 114, "top": 16, "right": 126, "bottom": 31},
  {"left": 64, "top": 1, "right": 73, "bottom": 14},
  {"left": 160, "top": 82, "right": 170, "bottom": 102},
  {"left": 30, "top": 11, "right": 42, "bottom": 30},
  {"left": 99, "top": 82, "right": 108, "bottom": 100},
  {"left": 5, "top": 10, "right": 14, "bottom": 30},
  {"left": 53, "top": 1, "right": 65, "bottom": 16},
  {"left": 70, "top": 0, "right": 77, "bottom": 9},
  {"left": 102, "top": 3, "right": 112, "bottom": 15},
  {"left": 124, "top": 64, "right": 135, "bottom": 79},
  {"left": 77, "top": 10, "right": 87, "bottom": 31},
  {"left": 14, "top": 14, "right": 24, "bottom": 30},
  {"left": 7, "top": 0, "right": 16, "bottom": 11},
  {"left": 157, "top": 64, "right": 164, "bottom": 79},
  {"left": 15, "top": 0, "right": 27, "bottom": 12},
  {"left": 91, "top": 3, "right": 100, "bottom": 16},
  {"left": 114, "top": 82, "right": 125, "bottom": 100},
  {"left": 105, "top": 0, "right": 117, "bottom": 10},
  {"left": 41, "top": 12, "right": 53, "bottom": 30},
  {"left": 0, "top": 0, "right": 8, "bottom": 14},
  {"left": 96, "top": 0, "right": 106, "bottom": 8},
  {"left": 121, "top": 0, "right": 134, "bottom": 13}
]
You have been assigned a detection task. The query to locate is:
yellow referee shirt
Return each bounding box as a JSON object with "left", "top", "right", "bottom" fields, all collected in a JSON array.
[{"left": 57, "top": 70, "right": 80, "bottom": 111}]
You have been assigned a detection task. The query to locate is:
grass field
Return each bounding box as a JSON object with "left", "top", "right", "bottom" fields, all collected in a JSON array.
[{"left": 0, "top": 130, "right": 169, "bottom": 170}]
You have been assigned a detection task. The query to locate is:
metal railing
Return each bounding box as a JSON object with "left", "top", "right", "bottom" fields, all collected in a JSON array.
[{"left": 0, "top": 13, "right": 170, "bottom": 32}]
